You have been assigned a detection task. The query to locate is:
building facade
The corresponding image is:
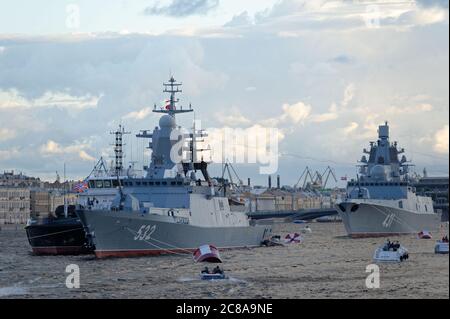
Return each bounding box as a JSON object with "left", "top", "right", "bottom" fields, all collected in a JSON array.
[
  {"left": 0, "top": 188, "right": 31, "bottom": 224},
  {"left": 30, "top": 190, "right": 78, "bottom": 218}
]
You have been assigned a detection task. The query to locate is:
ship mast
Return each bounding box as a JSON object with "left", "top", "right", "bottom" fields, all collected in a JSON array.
[
  {"left": 153, "top": 77, "right": 193, "bottom": 116},
  {"left": 110, "top": 125, "right": 130, "bottom": 176}
]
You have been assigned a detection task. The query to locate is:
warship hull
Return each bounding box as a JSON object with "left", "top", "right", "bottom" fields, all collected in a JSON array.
[
  {"left": 337, "top": 202, "right": 440, "bottom": 238},
  {"left": 77, "top": 209, "right": 272, "bottom": 259},
  {"left": 25, "top": 218, "right": 92, "bottom": 255}
]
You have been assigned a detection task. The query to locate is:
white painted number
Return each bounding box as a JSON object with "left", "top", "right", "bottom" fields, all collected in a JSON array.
[
  {"left": 382, "top": 213, "right": 395, "bottom": 228},
  {"left": 65, "top": 264, "right": 80, "bottom": 289},
  {"left": 365, "top": 264, "right": 380, "bottom": 289},
  {"left": 134, "top": 225, "right": 157, "bottom": 241}
]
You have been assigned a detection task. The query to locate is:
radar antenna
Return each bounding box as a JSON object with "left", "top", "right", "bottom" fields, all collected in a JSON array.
[{"left": 153, "top": 77, "right": 194, "bottom": 116}]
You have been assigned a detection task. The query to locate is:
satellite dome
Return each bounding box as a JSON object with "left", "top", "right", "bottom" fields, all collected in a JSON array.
[{"left": 159, "top": 115, "right": 176, "bottom": 128}]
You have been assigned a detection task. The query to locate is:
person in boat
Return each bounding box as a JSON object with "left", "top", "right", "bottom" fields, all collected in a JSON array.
[
  {"left": 393, "top": 241, "right": 400, "bottom": 251},
  {"left": 442, "top": 236, "right": 449, "bottom": 243},
  {"left": 201, "top": 267, "right": 210, "bottom": 274},
  {"left": 384, "top": 240, "right": 392, "bottom": 251},
  {"left": 213, "top": 266, "right": 223, "bottom": 275}
]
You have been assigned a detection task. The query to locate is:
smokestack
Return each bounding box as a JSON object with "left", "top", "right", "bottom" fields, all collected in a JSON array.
[
  {"left": 268, "top": 176, "right": 272, "bottom": 189},
  {"left": 277, "top": 175, "right": 281, "bottom": 189},
  {"left": 248, "top": 178, "right": 251, "bottom": 187}
]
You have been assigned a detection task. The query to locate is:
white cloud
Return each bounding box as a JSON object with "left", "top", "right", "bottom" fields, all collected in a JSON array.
[
  {"left": 123, "top": 107, "right": 153, "bottom": 121},
  {"left": 408, "top": 7, "right": 448, "bottom": 26},
  {"left": 0, "top": 89, "right": 101, "bottom": 111},
  {"left": 341, "top": 83, "right": 355, "bottom": 108},
  {"left": 0, "top": 128, "right": 16, "bottom": 141},
  {"left": 434, "top": 125, "right": 449, "bottom": 154},
  {"left": 280, "top": 102, "right": 311, "bottom": 124},
  {"left": 215, "top": 108, "right": 251, "bottom": 126},
  {"left": 386, "top": 103, "right": 434, "bottom": 114},
  {"left": 224, "top": 11, "right": 254, "bottom": 27},
  {"left": 342, "top": 122, "right": 359, "bottom": 135},
  {"left": 310, "top": 111, "right": 339, "bottom": 123},
  {"left": 0, "top": 148, "right": 20, "bottom": 160},
  {"left": 40, "top": 140, "right": 96, "bottom": 162}
]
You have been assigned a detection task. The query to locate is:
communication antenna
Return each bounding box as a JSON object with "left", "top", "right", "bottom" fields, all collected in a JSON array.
[{"left": 110, "top": 125, "right": 131, "bottom": 176}]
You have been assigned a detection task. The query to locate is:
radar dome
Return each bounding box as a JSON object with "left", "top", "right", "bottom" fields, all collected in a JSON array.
[
  {"left": 159, "top": 115, "right": 176, "bottom": 128},
  {"left": 370, "top": 165, "right": 386, "bottom": 179}
]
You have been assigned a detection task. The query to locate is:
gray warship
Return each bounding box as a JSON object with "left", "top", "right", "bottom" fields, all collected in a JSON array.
[
  {"left": 336, "top": 122, "right": 440, "bottom": 238},
  {"left": 77, "top": 77, "right": 272, "bottom": 258}
]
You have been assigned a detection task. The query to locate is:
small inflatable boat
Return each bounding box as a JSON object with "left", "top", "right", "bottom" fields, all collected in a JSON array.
[
  {"left": 418, "top": 231, "right": 433, "bottom": 240},
  {"left": 200, "top": 266, "right": 228, "bottom": 281},
  {"left": 200, "top": 273, "right": 228, "bottom": 281},
  {"left": 261, "top": 235, "right": 286, "bottom": 247},
  {"left": 373, "top": 242, "right": 409, "bottom": 263},
  {"left": 435, "top": 241, "right": 449, "bottom": 254}
]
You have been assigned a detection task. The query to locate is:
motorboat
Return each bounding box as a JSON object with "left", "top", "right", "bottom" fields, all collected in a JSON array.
[{"left": 373, "top": 241, "right": 409, "bottom": 263}]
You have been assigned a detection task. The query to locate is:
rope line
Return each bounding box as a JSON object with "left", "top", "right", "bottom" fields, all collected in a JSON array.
[
  {"left": 124, "top": 227, "right": 192, "bottom": 256},
  {"left": 27, "top": 228, "right": 84, "bottom": 240}
]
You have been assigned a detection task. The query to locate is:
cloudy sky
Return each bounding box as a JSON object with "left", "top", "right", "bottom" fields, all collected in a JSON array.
[{"left": 0, "top": 0, "right": 448, "bottom": 186}]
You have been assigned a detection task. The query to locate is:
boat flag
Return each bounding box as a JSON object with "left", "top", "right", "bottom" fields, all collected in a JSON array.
[
  {"left": 73, "top": 181, "right": 89, "bottom": 193},
  {"left": 284, "top": 233, "right": 302, "bottom": 244}
]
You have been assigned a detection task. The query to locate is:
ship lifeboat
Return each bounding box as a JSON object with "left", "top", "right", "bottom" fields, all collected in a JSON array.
[
  {"left": 418, "top": 231, "right": 433, "bottom": 239},
  {"left": 373, "top": 241, "right": 409, "bottom": 263},
  {"left": 193, "top": 245, "right": 222, "bottom": 263},
  {"left": 284, "top": 233, "right": 303, "bottom": 244},
  {"left": 435, "top": 236, "right": 449, "bottom": 254}
]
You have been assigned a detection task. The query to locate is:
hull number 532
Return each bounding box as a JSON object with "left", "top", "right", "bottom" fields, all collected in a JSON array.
[{"left": 134, "top": 225, "right": 157, "bottom": 241}]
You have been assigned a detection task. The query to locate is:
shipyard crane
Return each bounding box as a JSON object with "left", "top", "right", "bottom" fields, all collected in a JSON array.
[
  {"left": 295, "top": 166, "right": 338, "bottom": 190},
  {"left": 321, "top": 166, "right": 338, "bottom": 190},
  {"left": 294, "top": 167, "right": 315, "bottom": 190},
  {"left": 218, "top": 161, "right": 244, "bottom": 195}
]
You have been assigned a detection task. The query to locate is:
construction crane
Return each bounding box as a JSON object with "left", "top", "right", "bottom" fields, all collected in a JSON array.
[
  {"left": 218, "top": 161, "right": 244, "bottom": 195},
  {"left": 294, "top": 167, "right": 315, "bottom": 190},
  {"left": 295, "top": 166, "right": 338, "bottom": 190},
  {"left": 321, "top": 166, "right": 338, "bottom": 190}
]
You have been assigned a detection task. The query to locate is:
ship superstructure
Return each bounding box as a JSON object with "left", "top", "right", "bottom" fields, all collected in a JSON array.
[
  {"left": 336, "top": 122, "right": 439, "bottom": 238},
  {"left": 77, "top": 77, "right": 272, "bottom": 258}
]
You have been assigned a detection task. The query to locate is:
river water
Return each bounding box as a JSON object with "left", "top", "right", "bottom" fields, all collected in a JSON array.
[{"left": 0, "top": 222, "right": 448, "bottom": 299}]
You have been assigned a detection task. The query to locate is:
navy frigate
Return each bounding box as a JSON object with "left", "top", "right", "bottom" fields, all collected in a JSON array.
[
  {"left": 77, "top": 77, "right": 272, "bottom": 258},
  {"left": 336, "top": 122, "right": 440, "bottom": 238}
]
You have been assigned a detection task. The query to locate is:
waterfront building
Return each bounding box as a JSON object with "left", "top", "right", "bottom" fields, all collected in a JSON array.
[{"left": 0, "top": 187, "right": 31, "bottom": 224}]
